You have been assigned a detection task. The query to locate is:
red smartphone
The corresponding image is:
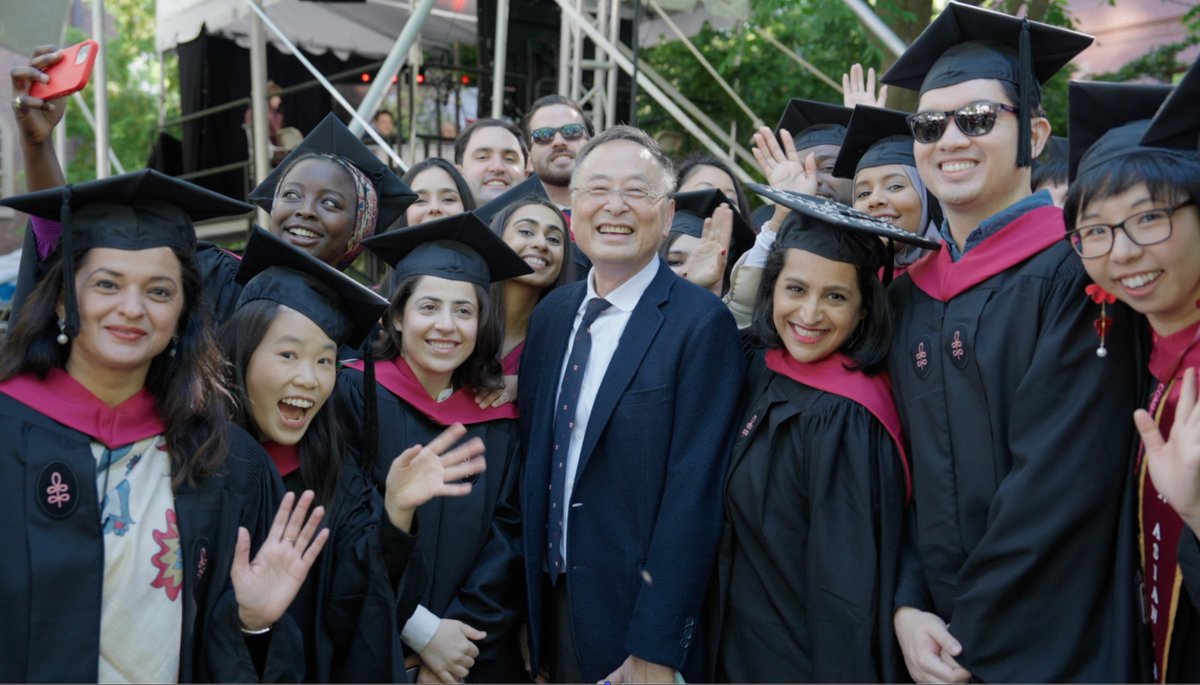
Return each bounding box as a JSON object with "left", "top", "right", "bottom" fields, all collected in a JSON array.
[{"left": 29, "top": 40, "right": 99, "bottom": 101}]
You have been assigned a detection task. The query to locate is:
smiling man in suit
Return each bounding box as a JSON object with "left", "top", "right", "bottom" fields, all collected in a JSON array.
[{"left": 518, "top": 126, "right": 745, "bottom": 684}]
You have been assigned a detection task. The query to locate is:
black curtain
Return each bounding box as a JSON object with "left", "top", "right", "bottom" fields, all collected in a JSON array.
[{"left": 176, "top": 29, "right": 375, "bottom": 200}]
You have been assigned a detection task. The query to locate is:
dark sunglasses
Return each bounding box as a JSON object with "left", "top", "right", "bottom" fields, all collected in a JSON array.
[
  {"left": 906, "top": 101, "right": 1019, "bottom": 144},
  {"left": 530, "top": 123, "right": 588, "bottom": 145}
]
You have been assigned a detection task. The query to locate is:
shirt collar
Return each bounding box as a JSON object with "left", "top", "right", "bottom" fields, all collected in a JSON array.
[
  {"left": 938, "top": 189, "right": 1054, "bottom": 261},
  {"left": 583, "top": 257, "right": 660, "bottom": 313}
]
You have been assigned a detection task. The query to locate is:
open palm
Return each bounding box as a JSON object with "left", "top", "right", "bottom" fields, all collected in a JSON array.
[{"left": 1136, "top": 367, "right": 1200, "bottom": 536}]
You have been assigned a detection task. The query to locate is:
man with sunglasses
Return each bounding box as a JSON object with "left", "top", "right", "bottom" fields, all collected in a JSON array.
[
  {"left": 522, "top": 95, "right": 595, "bottom": 208},
  {"left": 880, "top": 2, "right": 1146, "bottom": 682}
]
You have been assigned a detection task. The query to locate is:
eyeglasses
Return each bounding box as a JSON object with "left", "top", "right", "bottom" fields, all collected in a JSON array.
[
  {"left": 570, "top": 184, "right": 666, "bottom": 207},
  {"left": 530, "top": 123, "right": 588, "bottom": 145},
  {"left": 906, "top": 101, "right": 1019, "bottom": 144},
  {"left": 1066, "top": 200, "right": 1195, "bottom": 259}
]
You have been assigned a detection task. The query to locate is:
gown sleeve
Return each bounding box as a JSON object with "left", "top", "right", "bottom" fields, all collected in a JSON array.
[
  {"left": 943, "top": 259, "right": 1145, "bottom": 681},
  {"left": 1179, "top": 528, "right": 1200, "bottom": 611},
  {"left": 801, "top": 398, "right": 907, "bottom": 682}
]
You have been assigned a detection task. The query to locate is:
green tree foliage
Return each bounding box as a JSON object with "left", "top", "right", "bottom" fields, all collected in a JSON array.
[{"left": 63, "top": 0, "right": 179, "bottom": 181}]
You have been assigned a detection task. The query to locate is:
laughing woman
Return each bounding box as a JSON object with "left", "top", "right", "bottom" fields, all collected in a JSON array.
[
  {"left": 337, "top": 214, "right": 534, "bottom": 683},
  {"left": 0, "top": 172, "right": 326, "bottom": 682},
  {"left": 1063, "top": 76, "right": 1200, "bottom": 683},
  {"left": 219, "top": 227, "right": 487, "bottom": 681},
  {"left": 711, "top": 188, "right": 932, "bottom": 683}
]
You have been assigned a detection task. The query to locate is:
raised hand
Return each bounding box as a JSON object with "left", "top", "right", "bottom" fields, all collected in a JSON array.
[
  {"left": 384, "top": 423, "right": 487, "bottom": 531},
  {"left": 751, "top": 126, "right": 819, "bottom": 197},
  {"left": 232, "top": 490, "right": 330, "bottom": 631},
  {"left": 417, "top": 618, "right": 487, "bottom": 683},
  {"left": 1137, "top": 367, "right": 1200, "bottom": 537},
  {"left": 842, "top": 63, "right": 889, "bottom": 108},
  {"left": 684, "top": 203, "right": 734, "bottom": 294},
  {"left": 11, "top": 46, "right": 67, "bottom": 147}
]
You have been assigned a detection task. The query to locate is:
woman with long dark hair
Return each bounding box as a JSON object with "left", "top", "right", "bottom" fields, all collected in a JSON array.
[
  {"left": 711, "top": 188, "right": 932, "bottom": 682},
  {"left": 338, "top": 214, "right": 533, "bottom": 683},
  {"left": 219, "top": 226, "right": 488, "bottom": 681},
  {"left": 0, "top": 171, "right": 325, "bottom": 682}
]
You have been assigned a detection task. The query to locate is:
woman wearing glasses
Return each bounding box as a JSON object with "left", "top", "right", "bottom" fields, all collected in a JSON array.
[
  {"left": 879, "top": 3, "right": 1146, "bottom": 682},
  {"left": 1063, "top": 74, "right": 1200, "bottom": 683}
]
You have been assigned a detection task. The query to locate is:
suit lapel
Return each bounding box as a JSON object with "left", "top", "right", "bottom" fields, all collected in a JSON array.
[{"left": 572, "top": 266, "right": 671, "bottom": 485}]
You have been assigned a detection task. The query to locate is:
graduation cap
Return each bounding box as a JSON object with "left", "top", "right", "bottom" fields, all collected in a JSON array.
[
  {"left": 0, "top": 169, "right": 254, "bottom": 339},
  {"left": 235, "top": 227, "right": 388, "bottom": 349},
  {"left": 747, "top": 182, "right": 940, "bottom": 277},
  {"left": 775, "top": 99, "right": 853, "bottom": 151},
  {"left": 361, "top": 212, "right": 532, "bottom": 287},
  {"left": 831, "top": 105, "right": 916, "bottom": 179},
  {"left": 249, "top": 113, "right": 416, "bottom": 230},
  {"left": 881, "top": 0, "right": 1093, "bottom": 167},
  {"left": 669, "top": 189, "right": 754, "bottom": 258},
  {"left": 1067, "top": 81, "right": 1175, "bottom": 181},
  {"left": 473, "top": 173, "right": 551, "bottom": 228},
  {"left": 1141, "top": 57, "right": 1200, "bottom": 152}
]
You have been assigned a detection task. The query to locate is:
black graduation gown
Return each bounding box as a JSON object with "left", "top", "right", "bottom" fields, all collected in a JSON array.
[
  {"left": 0, "top": 392, "right": 304, "bottom": 682},
  {"left": 1170, "top": 530, "right": 1200, "bottom": 680},
  {"left": 272, "top": 449, "right": 424, "bottom": 682},
  {"left": 712, "top": 352, "right": 907, "bottom": 683},
  {"left": 336, "top": 363, "right": 526, "bottom": 683},
  {"left": 887, "top": 205, "right": 1148, "bottom": 681}
]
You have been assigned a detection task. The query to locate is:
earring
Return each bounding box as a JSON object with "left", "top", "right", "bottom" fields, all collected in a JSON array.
[
  {"left": 1085, "top": 284, "right": 1116, "bottom": 358},
  {"left": 56, "top": 319, "right": 69, "bottom": 346},
  {"left": 168, "top": 335, "right": 179, "bottom": 357}
]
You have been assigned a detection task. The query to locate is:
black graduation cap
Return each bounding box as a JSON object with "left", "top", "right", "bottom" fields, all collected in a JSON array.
[
  {"left": 881, "top": 1, "right": 1093, "bottom": 167},
  {"left": 1067, "top": 81, "right": 1175, "bottom": 181},
  {"left": 831, "top": 105, "right": 916, "bottom": 179},
  {"left": 361, "top": 212, "right": 533, "bottom": 287},
  {"left": 249, "top": 113, "right": 417, "bottom": 230},
  {"left": 0, "top": 169, "right": 254, "bottom": 339},
  {"left": 473, "top": 173, "right": 550, "bottom": 228},
  {"left": 1141, "top": 57, "right": 1200, "bottom": 152},
  {"left": 775, "top": 99, "right": 853, "bottom": 151},
  {"left": 747, "top": 182, "right": 941, "bottom": 252},
  {"left": 669, "top": 189, "right": 754, "bottom": 258},
  {"left": 235, "top": 226, "right": 388, "bottom": 349}
]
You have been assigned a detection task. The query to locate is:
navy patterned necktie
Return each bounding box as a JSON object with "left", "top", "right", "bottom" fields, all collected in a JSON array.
[{"left": 547, "top": 297, "right": 612, "bottom": 584}]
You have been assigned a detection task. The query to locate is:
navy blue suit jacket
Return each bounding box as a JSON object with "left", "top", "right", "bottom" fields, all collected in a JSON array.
[{"left": 518, "top": 260, "right": 745, "bottom": 682}]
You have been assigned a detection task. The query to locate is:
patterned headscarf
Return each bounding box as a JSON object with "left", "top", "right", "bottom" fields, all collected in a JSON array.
[{"left": 275, "top": 152, "right": 379, "bottom": 269}]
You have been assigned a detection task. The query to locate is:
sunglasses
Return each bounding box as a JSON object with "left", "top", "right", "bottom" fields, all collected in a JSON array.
[
  {"left": 530, "top": 123, "right": 588, "bottom": 145},
  {"left": 906, "top": 101, "right": 1019, "bottom": 144}
]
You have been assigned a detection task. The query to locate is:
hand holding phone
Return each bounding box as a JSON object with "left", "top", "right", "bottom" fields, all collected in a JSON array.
[{"left": 28, "top": 39, "right": 98, "bottom": 101}]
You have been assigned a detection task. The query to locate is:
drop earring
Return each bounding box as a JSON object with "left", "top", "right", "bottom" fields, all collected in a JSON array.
[
  {"left": 1085, "top": 284, "right": 1116, "bottom": 358},
  {"left": 56, "top": 319, "right": 69, "bottom": 345},
  {"left": 168, "top": 335, "right": 179, "bottom": 357}
]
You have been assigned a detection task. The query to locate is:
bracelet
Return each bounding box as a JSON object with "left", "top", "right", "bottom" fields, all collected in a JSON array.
[{"left": 240, "top": 623, "right": 272, "bottom": 635}]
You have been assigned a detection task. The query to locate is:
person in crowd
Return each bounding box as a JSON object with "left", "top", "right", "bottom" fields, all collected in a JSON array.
[
  {"left": 519, "top": 126, "right": 744, "bottom": 683},
  {"left": 1063, "top": 74, "right": 1200, "bottom": 682},
  {"left": 0, "top": 170, "right": 323, "bottom": 681},
  {"left": 367, "top": 109, "right": 400, "bottom": 167},
  {"left": 712, "top": 184, "right": 927, "bottom": 683},
  {"left": 658, "top": 188, "right": 753, "bottom": 296},
  {"left": 675, "top": 154, "right": 754, "bottom": 219},
  {"left": 832, "top": 104, "right": 944, "bottom": 277},
  {"left": 220, "top": 226, "right": 489, "bottom": 681},
  {"left": 878, "top": 3, "right": 1145, "bottom": 680},
  {"left": 339, "top": 214, "right": 533, "bottom": 683},
  {"left": 9, "top": 52, "right": 414, "bottom": 321},
  {"left": 471, "top": 175, "right": 575, "bottom": 408},
  {"left": 243, "top": 80, "right": 300, "bottom": 163},
  {"left": 455, "top": 118, "right": 529, "bottom": 205},
  {"left": 1032, "top": 136, "right": 1070, "bottom": 207},
  {"left": 398, "top": 157, "right": 477, "bottom": 229},
  {"left": 521, "top": 94, "right": 594, "bottom": 209}
]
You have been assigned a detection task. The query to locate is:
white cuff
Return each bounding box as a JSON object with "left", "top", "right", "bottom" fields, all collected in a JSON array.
[
  {"left": 401, "top": 604, "right": 441, "bottom": 652},
  {"left": 740, "top": 222, "right": 777, "bottom": 269}
]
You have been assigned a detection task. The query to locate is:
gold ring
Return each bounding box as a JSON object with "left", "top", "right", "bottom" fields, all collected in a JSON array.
[
  {"left": 285, "top": 536, "right": 297, "bottom": 543},
  {"left": 13, "top": 96, "right": 23, "bottom": 109}
]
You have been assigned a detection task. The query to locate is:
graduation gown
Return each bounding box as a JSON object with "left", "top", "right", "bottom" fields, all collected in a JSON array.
[
  {"left": 336, "top": 358, "right": 525, "bottom": 682},
  {"left": 887, "top": 205, "right": 1148, "bottom": 681},
  {"left": 265, "top": 442, "right": 423, "bottom": 682},
  {"left": 713, "top": 349, "right": 908, "bottom": 683},
  {"left": 1140, "top": 320, "right": 1200, "bottom": 682},
  {"left": 0, "top": 369, "right": 304, "bottom": 682}
]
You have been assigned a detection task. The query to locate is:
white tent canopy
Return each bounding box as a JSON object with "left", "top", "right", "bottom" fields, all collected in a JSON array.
[{"left": 156, "top": 0, "right": 478, "bottom": 58}]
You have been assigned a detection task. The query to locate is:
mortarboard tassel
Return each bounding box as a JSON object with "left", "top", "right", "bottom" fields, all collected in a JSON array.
[
  {"left": 59, "top": 186, "right": 80, "bottom": 340},
  {"left": 1017, "top": 18, "right": 1034, "bottom": 168},
  {"left": 883, "top": 238, "right": 896, "bottom": 286}
]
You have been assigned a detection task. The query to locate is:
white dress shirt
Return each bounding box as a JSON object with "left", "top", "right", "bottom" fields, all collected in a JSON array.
[{"left": 556, "top": 257, "right": 660, "bottom": 562}]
